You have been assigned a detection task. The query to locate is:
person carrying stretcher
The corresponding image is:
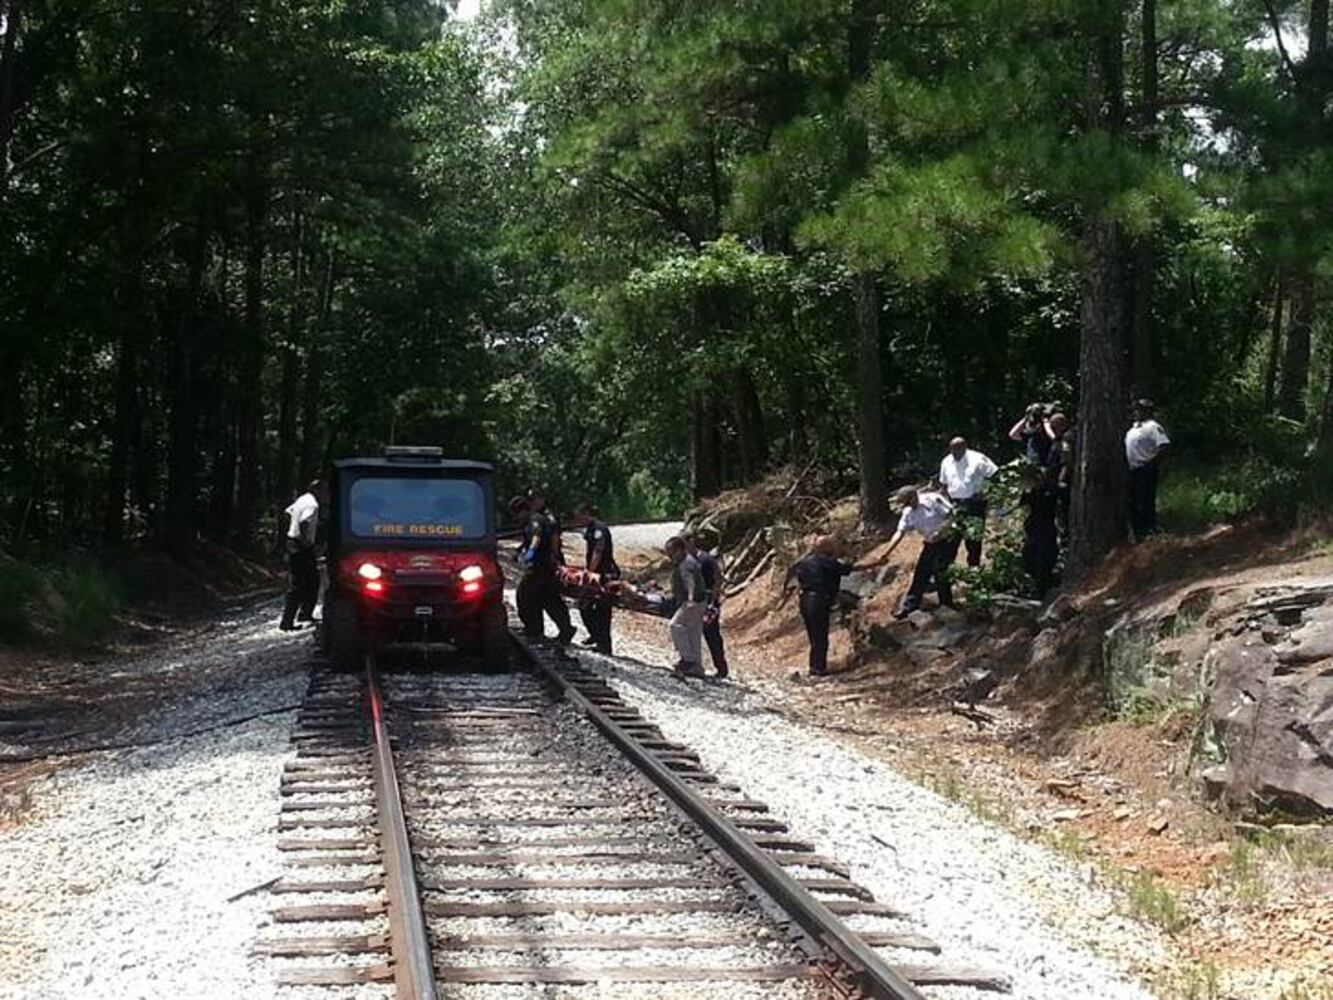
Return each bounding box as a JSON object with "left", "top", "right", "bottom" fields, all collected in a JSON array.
[{"left": 577, "top": 504, "right": 618, "bottom": 654}]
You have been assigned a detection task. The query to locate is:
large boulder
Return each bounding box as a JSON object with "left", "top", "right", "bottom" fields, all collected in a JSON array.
[{"left": 1201, "top": 582, "right": 1333, "bottom": 817}]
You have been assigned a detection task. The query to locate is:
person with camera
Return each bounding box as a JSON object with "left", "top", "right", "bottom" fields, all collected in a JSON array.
[{"left": 1008, "top": 402, "right": 1056, "bottom": 466}]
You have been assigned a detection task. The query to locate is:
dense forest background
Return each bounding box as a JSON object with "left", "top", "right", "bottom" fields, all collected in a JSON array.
[{"left": 1, "top": 0, "right": 1331, "bottom": 608}]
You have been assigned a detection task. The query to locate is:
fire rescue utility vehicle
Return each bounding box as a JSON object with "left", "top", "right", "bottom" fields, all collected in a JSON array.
[{"left": 319, "top": 447, "right": 508, "bottom": 671}]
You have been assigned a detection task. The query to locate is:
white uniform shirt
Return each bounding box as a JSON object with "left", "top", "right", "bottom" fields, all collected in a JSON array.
[
  {"left": 1125, "top": 420, "right": 1170, "bottom": 469},
  {"left": 897, "top": 492, "right": 954, "bottom": 542},
  {"left": 939, "top": 449, "right": 998, "bottom": 500},
  {"left": 285, "top": 492, "right": 320, "bottom": 544}
]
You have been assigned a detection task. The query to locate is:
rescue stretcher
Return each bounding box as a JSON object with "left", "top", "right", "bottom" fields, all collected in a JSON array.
[{"left": 554, "top": 565, "right": 678, "bottom": 619}]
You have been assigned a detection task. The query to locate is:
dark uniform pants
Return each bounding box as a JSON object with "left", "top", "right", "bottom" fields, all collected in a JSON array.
[
  {"left": 1128, "top": 462, "right": 1160, "bottom": 539},
  {"left": 282, "top": 545, "right": 320, "bottom": 627},
  {"left": 901, "top": 536, "right": 959, "bottom": 614},
  {"left": 1023, "top": 520, "right": 1059, "bottom": 600},
  {"left": 579, "top": 595, "right": 614, "bottom": 653},
  {"left": 800, "top": 591, "right": 834, "bottom": 676},
  {"left": 702, "top": 606, "right": 727, "bottom": 675},
  {"left": 517, "top": 569, "right": 572, "bottom": 641},
  {"left": 956, "top": 496, "right": 987, "bottom": 568}
]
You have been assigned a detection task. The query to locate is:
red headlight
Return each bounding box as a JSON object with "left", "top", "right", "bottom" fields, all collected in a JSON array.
[{"left": 358, "top": 563, "right": 383, "bottom": 581}]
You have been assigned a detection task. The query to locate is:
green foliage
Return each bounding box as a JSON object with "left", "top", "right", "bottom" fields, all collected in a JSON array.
[
  {"left": 1122, "top": 869, "right": 1189, "bottom": 934},
  {"left": 0, "top": 555, "right": 121, "bottom": 648}
]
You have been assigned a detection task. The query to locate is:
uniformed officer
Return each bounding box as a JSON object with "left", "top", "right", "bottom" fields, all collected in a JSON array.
[
  {"left": 516, "top": 488, "right": 575, "bottom": 645},
  {"left": 280, "top": 479, "right": 328, "bottom": 631},
  {"left": 687, "top": 530, "right": 728, "bottom": 679},
  {"left": 577, "top": 504, "right": 619, "bottom": 654},
  {"left": 789, "top": 535, "right": 855, "bottom": 677},
  {"left": 1019, "top": 464, "right": 1059, "bottom": 599},
  {"left": 883, "top": 486, "right": 957, "bottom": 619}
]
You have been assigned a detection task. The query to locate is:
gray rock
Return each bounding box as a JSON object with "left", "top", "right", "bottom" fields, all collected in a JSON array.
[
  {"left": 1203, "top": 629, "right": 1333, "bottom": 816},
  {"left": 1274, "top": 618, "right": 1333, "bottom": 668},
  {"left": 840, "top": 570, "right": 883, "bottom": 600}
]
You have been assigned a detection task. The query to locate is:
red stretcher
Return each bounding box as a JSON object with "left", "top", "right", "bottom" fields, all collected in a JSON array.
[{"left": 554, "top": 565, "right": 677, "bottom": 619}]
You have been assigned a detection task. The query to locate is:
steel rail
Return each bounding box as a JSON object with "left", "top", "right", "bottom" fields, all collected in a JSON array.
[
  {"left": 364, "top": 655, "right": 439, "bottom": 1000},
  {"left": 513, "top": 637, "right": 929, "bottom": 1000}
]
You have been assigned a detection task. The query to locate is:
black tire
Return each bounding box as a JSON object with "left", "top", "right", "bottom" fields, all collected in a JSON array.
[
  {"left": 325, "top": 596, "right": 364, "bottom": 673},
  {"left": 480, "top": 601, "right": 511, "bottom": 673}
]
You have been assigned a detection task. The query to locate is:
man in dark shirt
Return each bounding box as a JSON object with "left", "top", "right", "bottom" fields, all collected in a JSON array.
[
  {"left": 687, "top": 530, "right": 728, "bottom": 679},
  {"left": 577, "top": 504, "right": 618, "bottom": 654},
  {"left": 1043, "top": 412, "right": 1073, "bottom": 546},
  {"left": 1019, "top": 465, "right": 1060, "bottom": 600},
  {"left": 789, "top": 536, "right": 857, "bottom": 677},
  {"left": 516, "top": 488, "right": 575, "bottom": 645},
  {"left": 666, "top": 535, "right": 707, "bottom": 678},
  {"left": 1008, "top": 403, "right": 1054, "bottom": 467}
]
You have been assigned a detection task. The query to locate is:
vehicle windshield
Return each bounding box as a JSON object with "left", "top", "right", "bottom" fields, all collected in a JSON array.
[{"left": 348, "top": 476, "right": 486, "bottom": 540}]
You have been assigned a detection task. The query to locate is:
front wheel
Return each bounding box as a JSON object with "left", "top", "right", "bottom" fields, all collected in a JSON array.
[{"left": 324, "top": 596, "right": 364, "bottom": 673}]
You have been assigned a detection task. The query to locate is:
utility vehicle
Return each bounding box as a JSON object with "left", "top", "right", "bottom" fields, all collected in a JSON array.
[{"left": 319, "top": 447, "right": 508, "bottom": 671}]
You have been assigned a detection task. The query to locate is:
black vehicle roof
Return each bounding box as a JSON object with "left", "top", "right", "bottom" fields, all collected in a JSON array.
[{"left": 334, "top": 458, "right": 494, "bottom": 473}]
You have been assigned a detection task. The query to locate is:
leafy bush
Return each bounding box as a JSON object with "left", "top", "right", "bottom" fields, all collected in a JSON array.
[
  {"left": 48, "top": 563, "right": 122, "bottom": 647},
  {"left": 0, "top": 555, "right": 40, "bottom": 644},
  {"left": 0, "top": 554, "right": 121, "bottom": 648}
]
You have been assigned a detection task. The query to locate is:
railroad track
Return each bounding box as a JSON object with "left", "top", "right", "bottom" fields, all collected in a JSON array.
[{"left": 256, "top": 639, "right": 1009, "bottom": 998}]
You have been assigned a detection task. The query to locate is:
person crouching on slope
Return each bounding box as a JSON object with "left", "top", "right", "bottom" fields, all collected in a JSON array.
[{"left": 883, "top": 486, "right": 958, "bottom": 620}]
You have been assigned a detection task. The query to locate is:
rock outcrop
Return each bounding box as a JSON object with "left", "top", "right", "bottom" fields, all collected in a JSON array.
[{"left": 1201, "top": 580, "right": 1333, "bottom": 817}]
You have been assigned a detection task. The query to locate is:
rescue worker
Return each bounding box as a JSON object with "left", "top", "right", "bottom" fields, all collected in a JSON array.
[
  {"left": 665, "top": 535, "right": 707, "bottom": 678},
  {"left": 883, "top": 486, "right": 957, "bottom": 619},
  {"left": 1125, "top": 399, "right": 1171, "bottom": 540},
  {"left": 1008, "top": 403, "right": 1054, "bottom": 467},
  {"left": 577, "top": 504, "right": 618, "bottom": 654},
  {"left": 1044, "top": 412, "right": 1074, "bottom": 544},
  {"left": 687, "top": 530, "right": 728, "bottom": 679},
  {"left": 938, "top": 436, "right": 997, "bottom": 567},
  {"left": 1019, "top": 465, "right": 1059, "bottom": 600},
  {"left": 280, "top": 479, "right": 327, "bottom": 631},
  {"left": 516, "top": 488, "right": 575, "bottom": 645},
  {"left": 789, "top": 535, "right": 855, "bottom": 677}
]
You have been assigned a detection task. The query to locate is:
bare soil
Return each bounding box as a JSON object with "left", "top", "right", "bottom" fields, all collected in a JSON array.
[{"left": 615, "top": 515, "right": 1333, "bottom": 998}]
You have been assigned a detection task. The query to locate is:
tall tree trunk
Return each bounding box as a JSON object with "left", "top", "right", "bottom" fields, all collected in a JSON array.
[
  {"left": 1279, "top": 273, "right": 1315, "bottom": 421},
  {"left": 691, "top": 391, "right": 721, "bottom": 499},
  {"left": 1263, "top": 277, "right": 1285, "bottom": 414},
  {"left": 0, "top": 0, "right": 20, "bottom": 196},
  {"left": 849, "top": 0, "right": 889, "bottom": 526},
  {"left": 299, "top": 250, "right": 334, "bottom": 481},
  {"left": 786, "top": 374, "right": 808, "bottom": 465},
  {"left": 276, "top": 202, "right": 304, "bottom": 508},
  {"left": 853, "top": 274, "right": 887, "bottom": 522},
  {"left": 165, "top": 220, "right": 208, "bottom": 557},
  {"left": 1129, "top": 0, "right": 1157, "bottom": 397},
  {"left": 1276, "top": 1, "right": 1328, "bottom": 421},
  {"left": 733, "top": 368, "right": 767, "bottom": 482},
  {"left": 1068, "top": 0, "right": 1129, "bottom": 579},
  {"left": 234, "top": 159, "right": 267, "bottom": 547}
]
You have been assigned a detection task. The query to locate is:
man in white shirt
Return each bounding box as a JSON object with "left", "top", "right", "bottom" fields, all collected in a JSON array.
[
  {"left": 1125, "top": 399, "right": 1171, "bottom": 540},
  {"left": 280, "top": 479, "right": 327, "bottom": 631},
  {"left": 938, "top": 436, "right": 998, "bottom": 567},
  {"left": 883, "top": 486, "right": 958, "bottom": 619}
]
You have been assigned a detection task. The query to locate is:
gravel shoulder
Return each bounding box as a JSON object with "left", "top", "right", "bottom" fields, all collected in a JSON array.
[
  {"left": 0, "top": 602, "right": 309, "bottom": 1000},
  {"left": 571, "top": 616, "right": 1170, "bottom": 1000}
]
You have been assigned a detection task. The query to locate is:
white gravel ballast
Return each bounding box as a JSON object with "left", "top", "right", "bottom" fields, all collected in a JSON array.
[
  {"left": 0, "top": 607, "right": 310, "bottom": 1000},
  {"left": 580, "top": 635, "right": 1169, "bottom": 1000}
]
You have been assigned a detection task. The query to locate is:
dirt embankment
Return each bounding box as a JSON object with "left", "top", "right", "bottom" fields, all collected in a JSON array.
[{"left": 684, "top": 470, "right": 1333, "bottom": 999}]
